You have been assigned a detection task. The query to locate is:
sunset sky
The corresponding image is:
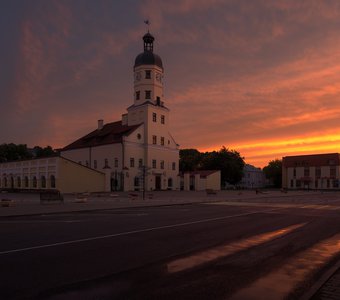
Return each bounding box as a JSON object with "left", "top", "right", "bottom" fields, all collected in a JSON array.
[{"left": 2, "top": 0, "right": 340, "bottom": 167}]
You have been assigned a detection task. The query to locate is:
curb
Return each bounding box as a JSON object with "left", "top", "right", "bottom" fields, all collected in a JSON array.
[{"left": 300, "top": 259, "right": 340, "bottom": 300}]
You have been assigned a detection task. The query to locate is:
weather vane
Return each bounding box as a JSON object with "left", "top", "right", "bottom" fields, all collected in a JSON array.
[{"left": 144, "top": 19, "right": 150, "bottom": 32}]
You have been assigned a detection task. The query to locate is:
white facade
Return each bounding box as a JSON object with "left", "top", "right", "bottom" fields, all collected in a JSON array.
[
  {"left": 282, "top": 153, "right": 340, "bottom": 190},
  {"left": 240, "top": 164, "right": 266, "bottom": 189},
  {"left": 61, "top": 32, "right": 179, "bottom": 192},
  {"left": 0, "top": 157, "right": 105, "bottom": 193}
]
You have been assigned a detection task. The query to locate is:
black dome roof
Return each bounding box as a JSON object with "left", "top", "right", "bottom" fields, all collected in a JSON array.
[
  {"left": 134, "top": 52, "right": 163, "bottom": 69},
  {"left": 134, "top": 32, "right": 163, "bottom": 69}
]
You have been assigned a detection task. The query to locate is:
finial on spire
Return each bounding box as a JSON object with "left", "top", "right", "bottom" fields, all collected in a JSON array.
[{"left": 144, "top": 19, "right": 150, "bottom": 32}]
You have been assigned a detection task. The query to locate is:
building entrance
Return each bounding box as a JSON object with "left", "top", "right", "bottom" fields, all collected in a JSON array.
[{"left": 155, "top": 175, "right": 161, "bottom": 190}]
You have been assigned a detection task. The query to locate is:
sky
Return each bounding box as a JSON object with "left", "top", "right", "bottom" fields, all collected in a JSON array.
[{"left": 2, "top": 0, "right": 340, "bottom": 167}]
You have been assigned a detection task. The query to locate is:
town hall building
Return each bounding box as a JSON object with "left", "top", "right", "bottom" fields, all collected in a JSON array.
[{"left": 60, "top": 32, "right": 179, "bottom": 192}]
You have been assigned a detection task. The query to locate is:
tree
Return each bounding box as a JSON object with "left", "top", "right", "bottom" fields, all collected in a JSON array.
[
  {"left": 0, "top": 144, "right": 56, "bottom": 162},
  {"left": 0, "top": 143, "right": 32, "bottom": 162},
  {"left": 179, "top": 149, "right": 202, "bottom": 172},
  {"left": 263, "top": 159, "right": 282, "bottom": 188},
  {"left": 200, "top": 146, "right": 245, "bottom": 186},
  {"left": 32, "top": 146, "right": 56, "bottom": 158}
]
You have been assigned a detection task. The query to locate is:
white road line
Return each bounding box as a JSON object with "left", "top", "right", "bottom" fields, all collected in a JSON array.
[{"left": 0, "top": 208, "right": 282, "bottom": 255}]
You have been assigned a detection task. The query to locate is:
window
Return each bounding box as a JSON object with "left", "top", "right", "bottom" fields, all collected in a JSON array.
[
  {"left": 152, "top": 112, "right": 157, "bottom": 122},
  {"left": 296, "top": 180, "right": 301, "bottom": 188},
  {"left": 130, "top": 158, "right": 135, "bottom": 168},
  {"left": 315, "top": 167, "right": 321, "bottom": 178},
  {"left": 330, "top": 166, "right": 336, "bottom": 177},
  {"left": 152, "top": 159, "right": 157, "bottom": 169},
  {"left": 114, "top": 158, "right": 118, "bottom": 168},
  {"left": 138, "top": 159, "right": 143, "bottom": 168},
  {"left": 136, "top": 91, "right": 140, "bottom": 100},
  {"left": 94, "top": 160, "right": 97, "bottom": 169},
  {"left": 145, "top": 90, "right": 151, "bottom": 99},
  {"left": 172, "top": 162, "right": 176, "bottom": 170},
  {"left": 33, "top": 176, "right": 37, "bottom": 188},
  {"left": 160, "top": 160, "right": 164, "bottom": 169},
  {"left": 315, "top": 180, "right": 318, "bottom": 189},
  {"left": 50, "top": 175, "right": 56, "bottom": 188},
  {"left": 17, "top": 177, "right": 21, "bottom": 188},
  {"left": 152, "top": 135, "right": 157, "bottom": 144},
  {"left": 41, "top": 176, "right": 46, "bottom": 188},
  {"left": 293, "top": 168, "right": 296, "bottom": 177},
  {"left": 290, "top": 179, "right": 294, "bottom": 188},
  {"left": 134, "top": 176, "right": 140, "bottom": 186},
  {"left": 161, "top": 137, "right": 165, "bottom": 146},
  {"left": 137, "top": 133, "right": 141, "bottom": 140},
  {"left": 145, "top": 70, "right": 151, "bottom": 79},
  {"left": 327, "top": 179, "right": 330, "bottom": 188},
  {"left": 104, "top": 158, "right": 109, "bottom": 168},
  {"left": 161, "top": 115, "right": 165, "bottom": 124},
  {"left": 24, "top": 176, "right": 29, "bottom": 188},
  {"left": 304, "top": 167, "right": 309, "bottom": 177},
  {"left": 4, "top": 177, "right": 7, "bottom": 187}
]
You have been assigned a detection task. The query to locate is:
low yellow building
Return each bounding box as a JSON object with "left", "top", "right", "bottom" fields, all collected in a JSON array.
[
  {"left": 282, "top": 153, "right": 340, "bottom": 190},
  {"left": 0, "top": 156, "right": 105, "bottom": 193},
  {"left": 180, "top": 170, "right": 221, "bottom": 191}
]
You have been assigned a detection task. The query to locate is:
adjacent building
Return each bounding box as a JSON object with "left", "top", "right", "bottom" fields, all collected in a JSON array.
[
  {"left": 180, "top": 170, "right": 221, "bottom": 191},
  {"left": 282, "top": 153, "right": 340, "bottom": 190},
  {"left": 0, "top": 156, "right": 105, "bottom": 193}
]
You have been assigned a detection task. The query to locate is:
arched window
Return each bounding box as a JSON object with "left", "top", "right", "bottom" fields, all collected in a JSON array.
[
  {"left": 17, "top": 177, "right": 21, "bottom": 188},
  {"left": 24, "top": 176, "right": 29, "bottom": 188},
  {"left": 32, "top": 176, "right": 37, "bottom": 188},
  {"left": 41, "top": 176, "right": 46, "bottom": 188},
  {"left": 50, "top": 175, "right": 56, "bottom": 188},
  {"left": 168, "top": 178, "right": 173, "bottom": 188}
]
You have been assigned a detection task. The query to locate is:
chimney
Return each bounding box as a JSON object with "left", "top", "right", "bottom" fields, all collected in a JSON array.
[{"left": 98, "top": 119, "right": 104, "bottom": 130}]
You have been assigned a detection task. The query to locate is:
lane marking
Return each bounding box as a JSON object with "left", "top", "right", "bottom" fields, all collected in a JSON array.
[
  {"left": 0, "top": 208, "right": 282, "bottom": 255},
  {"left": 230, "top": 233, "right": 340, "bottom": 300},
  {"left": 167, "top": 223, "right": 306, "bottom": 273}
]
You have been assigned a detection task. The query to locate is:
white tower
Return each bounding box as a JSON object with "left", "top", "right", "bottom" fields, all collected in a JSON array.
[{"left": 126, "top": 32, "right": 179, "bottom": 191}]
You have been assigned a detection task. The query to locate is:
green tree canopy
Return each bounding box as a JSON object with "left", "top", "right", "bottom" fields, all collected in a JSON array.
[
  {"left": 179, "top": 149, "right": 202, "bottom": 172},
  {"left": 179, "top": 146, "right": 245, "bottom": 186},
  {"left": 263, "top": 159, "right": 282, "bottom": 188},
  {"left": 0, "top": 144, "right": 57, "bottom": 162},
  {"left": 200, "top": 147, "right": 245, "bottom": 185},
  {"left": 0, "top": 143, "right": 32, "bottom": 162}
]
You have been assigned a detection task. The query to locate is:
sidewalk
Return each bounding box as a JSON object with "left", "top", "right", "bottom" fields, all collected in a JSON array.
[{"left": 0, "top": 189, "right": 328, "bottom": 217}]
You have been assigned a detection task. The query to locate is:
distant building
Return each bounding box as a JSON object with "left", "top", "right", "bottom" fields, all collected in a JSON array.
[
  {"left": 282, "top": 153, "right": 340, "bottom": 190},
  {"left": 61, "top": 31, "right": 179, "bottom": 192},
  {"left": 240, "top": 164, "right": 266, "bottom": 189},
  {"left": 180, "top": 170, "right": 221, "bottom": 191},
  {"left": 0, "top": 156, "right": 105, "bottom": 193}
]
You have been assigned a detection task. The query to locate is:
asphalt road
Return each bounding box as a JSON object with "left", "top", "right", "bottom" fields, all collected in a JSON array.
[{"left": 1, "top": 197, "right": 340, "bottom": 300}]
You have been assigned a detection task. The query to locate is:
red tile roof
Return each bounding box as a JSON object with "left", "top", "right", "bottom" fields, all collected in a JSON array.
[
  {"left": 62, "top": 121, "right": 140, "bottom": 151},
  {"left": 282, "top": 153, "right": 340, "bottom": 168}
]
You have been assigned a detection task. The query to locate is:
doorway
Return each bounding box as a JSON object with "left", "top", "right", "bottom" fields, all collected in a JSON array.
[{"left": 155, "top": 175, "right": 161, "bottom": 190}]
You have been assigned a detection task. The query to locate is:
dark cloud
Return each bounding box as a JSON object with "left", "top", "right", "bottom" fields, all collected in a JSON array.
[{"left": 2, "top": 0, "right": 340, "bottom": 166}]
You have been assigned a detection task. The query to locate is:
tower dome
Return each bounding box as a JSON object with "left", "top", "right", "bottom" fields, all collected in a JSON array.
[{"left": 134, "top": 32, "right": 163, "bottom": 69}]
